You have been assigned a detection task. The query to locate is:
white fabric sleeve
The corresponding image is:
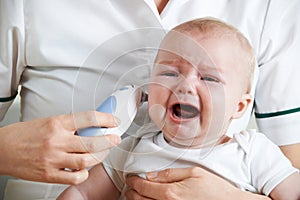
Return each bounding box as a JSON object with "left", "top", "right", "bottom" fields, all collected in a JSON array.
[
  {"left": 249, "top": 133, "right": 298, "bottom": 196},
  {"left": 255, "top": 1, "right": 300, "bottom": 145},
  {"left": 0, "top": 1, "right": 26, "bottom": 120}
]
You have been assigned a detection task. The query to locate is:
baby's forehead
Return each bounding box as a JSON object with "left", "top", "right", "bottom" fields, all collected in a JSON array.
[
  {"left": 155, "top": 50, "right": 215, "bottom": 69},
  {"left": 157, "top": 33, "right": 214, "bottom": 65},
  {"left": 157, "top": 32, "right": 244, "bottom": 66}
]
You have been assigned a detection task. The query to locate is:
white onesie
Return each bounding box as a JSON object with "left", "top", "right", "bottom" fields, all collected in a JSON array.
[{"left": 104, "top": 127, "right": 298, "bottom": 198}]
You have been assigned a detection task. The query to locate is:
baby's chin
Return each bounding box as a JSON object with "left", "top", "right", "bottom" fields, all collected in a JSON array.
[
  {"left": 162, "top": 129, "right": 201, "bottom": 147},
  {"left": 164, "top": 130, "right": 225, "bottom": 149},
  {"left": 164, "top": 135, "right": 204, "bottom": 148}
]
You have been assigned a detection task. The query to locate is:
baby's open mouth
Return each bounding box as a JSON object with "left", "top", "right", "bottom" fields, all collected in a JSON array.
[{"left": 172, "top": 103, "right": 199, "bottom": 119}]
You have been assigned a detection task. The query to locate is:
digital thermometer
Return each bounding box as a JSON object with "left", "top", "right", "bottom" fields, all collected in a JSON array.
[{"left": 77, "top": 84, "right": 147, "bottom": 137}]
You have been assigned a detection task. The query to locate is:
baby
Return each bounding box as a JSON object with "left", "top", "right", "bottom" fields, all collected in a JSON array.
[{"left": 58, "top": 18, "right": 300, "bottom": 200}]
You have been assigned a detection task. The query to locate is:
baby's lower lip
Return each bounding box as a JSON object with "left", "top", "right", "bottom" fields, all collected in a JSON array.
[{"left": 169, "top": 110, "right": 181, "bottom": 123}]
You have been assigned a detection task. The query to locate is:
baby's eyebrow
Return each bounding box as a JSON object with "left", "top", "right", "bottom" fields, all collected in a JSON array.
[
  {"left": 194, "top": 58, "right": 224, "bottom": 72},
  {"left": 198, "top": 64, "right": 219, "bottom": 72},
  {"left": 156, "top": 59, "right": 182, "bottom": 66}
]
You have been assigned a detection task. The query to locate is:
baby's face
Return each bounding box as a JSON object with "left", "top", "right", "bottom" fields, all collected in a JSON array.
[{"left": 148, "top": 34, "right": 250, "bottom": 148}]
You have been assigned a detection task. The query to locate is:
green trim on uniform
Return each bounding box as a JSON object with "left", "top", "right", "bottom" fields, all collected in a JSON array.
[
  {"left": 255, "top": 107, "right": 300, "bottom": 118},
  {"left": 0, "top": 91, "right": 18, "bottom": 102}
]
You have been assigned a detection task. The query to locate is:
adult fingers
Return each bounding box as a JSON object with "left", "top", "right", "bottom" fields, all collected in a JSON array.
[
  {"left": 62, "top": 150, "right": 110, "bottom": 170},
  {"left": 66, "top": 134, "right": 121, "bottom": 153},
  {"left": 126, "top": 175, "right": 173, "bottom": 200},
  {"left": 62, "top": 111, "right": 120, "bottom": 131},
  {"left": 51, "top": 168, "right": 89, "bottom": 185},
  {"left": 146, "top": 167, "right": 204, "bottom": 183}
]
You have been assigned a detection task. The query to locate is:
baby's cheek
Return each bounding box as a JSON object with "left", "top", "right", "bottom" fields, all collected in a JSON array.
[{"left": 148, "top": 104, "right": 166, "bottom": 129}]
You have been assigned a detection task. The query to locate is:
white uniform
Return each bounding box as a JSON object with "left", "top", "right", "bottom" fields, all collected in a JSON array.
[
  {"left": 104, "top": 128, "right": 298, "bottom": 199},
  {"left": 1, "top": 0, "right": 300, "bottom": 199}
]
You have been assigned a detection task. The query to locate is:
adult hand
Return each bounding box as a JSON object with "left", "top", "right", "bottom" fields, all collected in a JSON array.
[
  {"left": 125, "top": 167, "right": 271, "bottom": 200},
  {"left": 0, "top": 111, "right": 121, "bottom": 185}
]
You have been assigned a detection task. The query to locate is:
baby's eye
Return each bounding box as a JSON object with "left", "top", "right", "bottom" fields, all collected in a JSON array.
[
  {"left": 161, "top": 72, "right": 178, "bottom": 77},
  {"left": 201, "top": 76, "right": 220, "bottom": 83}
]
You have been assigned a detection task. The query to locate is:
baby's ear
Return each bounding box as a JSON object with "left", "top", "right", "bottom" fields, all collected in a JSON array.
[{"left": 232, "top": 94, "right": 252, "bottom": 119}]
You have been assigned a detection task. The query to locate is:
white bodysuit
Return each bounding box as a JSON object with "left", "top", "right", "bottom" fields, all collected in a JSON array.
[{"left": 104, "top": 127, "right": 298, "bottom": 199}]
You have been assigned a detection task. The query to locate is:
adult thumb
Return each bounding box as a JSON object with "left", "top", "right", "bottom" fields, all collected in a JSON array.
[{"left": 146, "top": 167, "right": 204, "bottom": 183}]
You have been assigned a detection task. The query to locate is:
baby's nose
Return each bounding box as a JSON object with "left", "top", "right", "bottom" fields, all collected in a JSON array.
[{"left": 176, "top": 79, "right": 196, "bottom": 95}]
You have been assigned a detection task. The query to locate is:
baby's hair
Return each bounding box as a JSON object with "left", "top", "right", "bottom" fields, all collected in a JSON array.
[{"left": 174, "top": 17, "right": 256, "bottom": 93}]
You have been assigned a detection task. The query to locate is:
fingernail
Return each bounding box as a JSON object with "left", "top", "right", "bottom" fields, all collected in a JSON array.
[{"left": 146, "top": 171, "right": 158, "bottom": 180}]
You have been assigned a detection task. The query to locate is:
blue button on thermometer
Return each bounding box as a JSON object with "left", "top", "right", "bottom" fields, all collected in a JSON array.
[{"left": 77, "top": 84, "right": 147, "bottom": 137}]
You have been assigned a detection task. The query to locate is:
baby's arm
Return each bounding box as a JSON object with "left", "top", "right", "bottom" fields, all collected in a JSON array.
[
  {"left": 269, "top": 172, "right": 300, "bottom": 200},
  {"left": 58, "top": 163, "right": 120, "bottom": 200}
]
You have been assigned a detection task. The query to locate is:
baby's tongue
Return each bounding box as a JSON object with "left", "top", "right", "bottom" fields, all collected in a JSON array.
[{"left": 173, "top": 104, "right": 199, "bottom": 119}]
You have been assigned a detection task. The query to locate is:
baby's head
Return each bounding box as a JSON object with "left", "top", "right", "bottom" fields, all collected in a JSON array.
[{"left": 148, "top": 18, "right": 256, "bottom": 148}]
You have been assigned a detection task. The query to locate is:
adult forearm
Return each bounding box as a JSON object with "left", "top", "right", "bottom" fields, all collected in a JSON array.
[{"left": 280, "top": 143, "right": 300, "bottom": 170}]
